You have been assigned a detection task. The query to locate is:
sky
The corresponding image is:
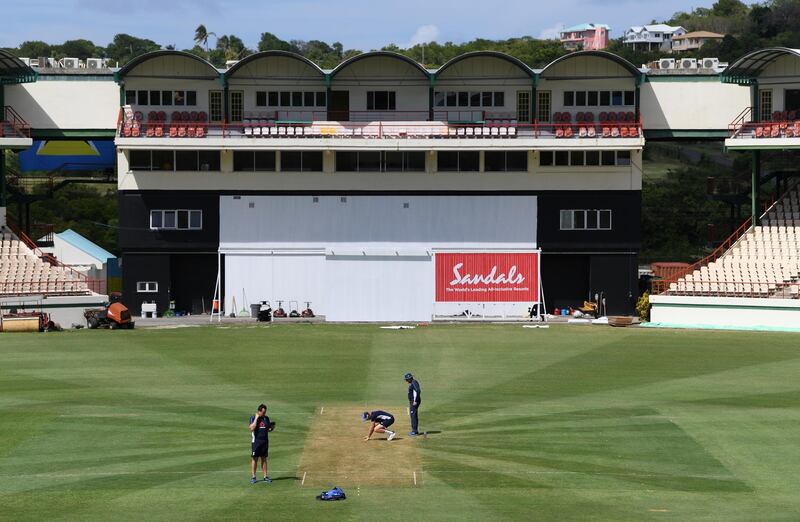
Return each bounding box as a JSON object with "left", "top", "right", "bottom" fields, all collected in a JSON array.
[{"left": 0, "top": 0, "right": 758, "bottom": 51}]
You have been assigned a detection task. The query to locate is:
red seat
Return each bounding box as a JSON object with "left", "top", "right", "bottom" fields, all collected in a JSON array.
[
  {"left": 172, "top": 111, "right": 182, "bottom": 122},
  {"left": 555, "top": 128, "right": 564, "bottom": 138},
  {"left": 148, "top": 111, "right": 158, "bottom": 121},
  {"left": 196, "top": 125, "right": 205, "bottom": 138},
  {"left": 155, "top": 126, "right": 164, "bottom": 137},
  {"left": 564, "top": 127, "right": 573, "bottom": 138},
  {"left": 190, "top": 111, "right": 199, "bottom": 121},
  {"left": 576, "top": 112, "right": 585, "bottom": 123},
  {"left": 599, "top": 112, "right": 608, "bottom": 122},
  {"left": 181, "top": 111, "right": 190, "bottom": 121},
  {"left": 620, "top": 127, "right": 629, "bottom": 138},
  {"left": 602, "top": 127, "right": 610, "bottom": 138},
  {"left": 584, "top": 112, "right": 594, "bottom": 123},
  {"left": 178, "top": 126, "right": 187, "bottom": 137},
  {"left": 629, "top": 127, "right": 638, "bottom": 137},
  {"left": 198, "top": 111, "right": 208, "bottom": 122},
  {"left": 134, "top": 111, "right": 144, "bottom": 121},
  {"left": 145, "top": 126, "right": 155, "bottom": 137},
  {"left": 169, "top": 126, "right": 178, "bottom": 137}
]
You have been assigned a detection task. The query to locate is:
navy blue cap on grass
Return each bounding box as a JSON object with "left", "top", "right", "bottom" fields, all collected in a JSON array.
[
  {"left": 404, "top": 373, "right": 413, "bottom": 380},
  {"left": 362, "top": 411, "right": 370, "bottom": 422}
]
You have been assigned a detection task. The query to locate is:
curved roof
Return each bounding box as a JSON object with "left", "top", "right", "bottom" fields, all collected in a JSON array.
[
  {"left": 330, "top": 51, "right": 429, "bottom": 78},
  {"left": 435, "top": 51, "right": 534, "bottom": 79},
  {"left": 225, "top": 50, "right": 325, "bottom": 78},
  {"left": 117, "top": 50, "right": 219, "bottom": 78},
  {"left": 0, "top": 49, "right": 36, "bottom": 84},
  {"left": 723, "top": 48, "right": 800, "bottom": 79},
  {"left": 541, "top": 51, "right": 640, "bottom": 77}
]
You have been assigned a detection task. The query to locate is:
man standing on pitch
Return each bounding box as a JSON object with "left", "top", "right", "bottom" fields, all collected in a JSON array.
[
  {"left": 249, "top": 404, "right": 275, "bottom": 484},
  {"left": 405, "top": 372, "right": 422, "bottom": 436}
]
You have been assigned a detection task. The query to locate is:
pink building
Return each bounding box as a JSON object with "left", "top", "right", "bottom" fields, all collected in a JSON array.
[{"left": 559, "top": 23, "right": 610, "bottom": 51}]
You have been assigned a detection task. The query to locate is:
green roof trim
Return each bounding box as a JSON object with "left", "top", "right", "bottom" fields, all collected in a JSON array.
[{"left": 0, "top": 49, "right": 37, "bottom": 85}]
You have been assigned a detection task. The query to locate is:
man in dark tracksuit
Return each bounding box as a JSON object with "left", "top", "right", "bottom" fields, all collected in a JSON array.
[
  {"left": 405, "top": 372, "right": 421, "bottom": 436},
  {"left": 249, "top": 404, "right": 275, "bottom": 484}
]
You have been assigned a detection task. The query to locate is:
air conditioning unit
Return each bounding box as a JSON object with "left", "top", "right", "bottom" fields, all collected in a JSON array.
[
  {"left": 659, "top": 58, "right": 676, "bottom": 70},
  {"left": 225, "top": 60, "right": 239, "bottom": 69},
  {"left": 680, "top": 58, "right": 698, "bottom": 69},
  {"left": 86, "top": 58, "right": 109, "bottom": 69},
  {"left": 45, "top": 57, "right": 59, "bottom": 68},
  {"left": 701, "top": 57, "right": 719, "bottom": 69},
  {"left": 60, "top": 57, "right": 80, "bottom": 69},
  {"left": 19, "top": 57, "right": 32, "bottom": 66}
]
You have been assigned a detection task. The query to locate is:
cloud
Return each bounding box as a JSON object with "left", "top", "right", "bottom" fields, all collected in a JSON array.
[
  {"left": 408, "top": 24, "right": 441, "bottom": 46},
  {"left": 539, "top": 22, "right": 565, "bottom": 40}
]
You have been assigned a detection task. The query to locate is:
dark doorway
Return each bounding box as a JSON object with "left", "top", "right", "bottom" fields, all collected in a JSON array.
[
  {"left": 329, "top": 91, "right": 349, "bottom": 121},
  {"left": 170, "top": 254, "right": 218, "bottom": 315},
  {"left": 785, "top": 90, "right": 800, "bottom": 113}
]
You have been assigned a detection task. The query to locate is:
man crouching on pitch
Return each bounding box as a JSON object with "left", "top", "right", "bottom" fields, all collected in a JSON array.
[
  {"left": 362, "top": 410, "right": 397, "bottom": 441},
  {"left": 249, "top": 404, "right": 275, "bottom": 484}
]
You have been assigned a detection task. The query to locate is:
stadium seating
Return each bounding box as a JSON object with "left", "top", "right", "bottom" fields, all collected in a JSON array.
[
  {"left": 668, "top": 185, "right": 800, "bottom": 298},
  {"left": 0, "top": 229, "right": 92, "bottom": 297}
]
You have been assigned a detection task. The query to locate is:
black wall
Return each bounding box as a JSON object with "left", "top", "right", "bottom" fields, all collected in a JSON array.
[
  {"left": 122, "top": 253, "right": 170, "bottom": 316},
  {"left": 118, "top": 191, "right": 220, "bottom": 251}
]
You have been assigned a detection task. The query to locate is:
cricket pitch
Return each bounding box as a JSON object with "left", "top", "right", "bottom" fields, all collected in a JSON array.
[{"left": 297, "top": 405, "right": 423, "bottom": 488}]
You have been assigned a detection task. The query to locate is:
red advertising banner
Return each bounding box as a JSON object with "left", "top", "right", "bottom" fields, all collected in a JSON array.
[{"left": 435, "top": 252, "right": 539, "bottom": 302}]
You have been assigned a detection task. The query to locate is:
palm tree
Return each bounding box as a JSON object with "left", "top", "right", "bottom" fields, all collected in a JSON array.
[{"left": 194, "top": 24, "right": 216, "bottom": 55}]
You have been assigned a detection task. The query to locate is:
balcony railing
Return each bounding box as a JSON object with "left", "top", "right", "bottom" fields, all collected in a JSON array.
[
  {"left": 0, "top": 106, "right": 31, "bottom": 139},
  {"left": 653, "top": 279, "right": 800, "bottom": 299},
  {"left": 117, "top": 108, "right": 643, "bottom": 141},
  {"left": 729, "top": 107, "right": 800, "bottom": 139}
]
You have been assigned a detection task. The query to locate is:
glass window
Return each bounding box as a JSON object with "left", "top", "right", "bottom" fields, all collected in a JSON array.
[
  {"left": 576, "top": 91, "right": 586, "bottom": 106},
  {"left": 254, "top": 151, "right": 276, "bottom": 171},
  {"left": 302, "top": 151, "right": 323, "bottom": 172},
  {"left": 199, "top": 150, "right": 220, "bottom": 171},
  {"left": 384, "top": 151, "right": 403, "bottom": 172},
  {"left": 177, "top": 210, "right": 189, "bottom": 229},
  {"left": 150, "top": 210, "right": 162, "bottom": 228},
  {"left": 574, "top": 210, "right": 585, "bottom": 229},
  {"left": 280, "top": 91, "right": 291, "bottom": 107},
  {"left": 564, "top": 91, "right": 574, "bottom": 107},
  {"left": 617, "top": 150, "right": 631, "bottom": 166},
  {"left": 137, "top": 90, "right": 149, "bottom": 105},
  {"left": 130, "top": 150, "right": 151, "bottom": 170},
  {"left": 161, "top": 90, "right": 173, "bottom": 105},
  {"left": 482, "top": 92, "right": 493, "bottom": 107},
  {"left": 484, "top": 151, "right": 506, "bottom": 172},
  {"left": 359, "top": 151, "right": 381, "bottom": 171},
  {"left": 611, "top": 91, "right": 623, "bottom": 106},
  {"left": 404, "top": 151, "right": 425, "bottom": 172},
  {"left": 368, "top": 91, "right": 396, "bottom": 110},
  {"left": 186, "top": 91, "right": 197, "bottom": 106},
  {"left": 388, "top": 92, "right": 396, "bottom": 110},
  {"left": 539, "top": 150, "right": 554, "bottom": 166},
  {"left": 459, "top": 151, "right": 480, "bottom": 172},
  {"left": 458, "top": 91, "right": 469, "bottom": 107},
  {"left": 125, "top": 90, "right": 136, "bottom": 104},
  {"left": 234, "top": 150, "right": 255, "bottom": 171},
  {"left": 315, "top": 91, "right": 326, "bottom": 107},
  {"left": 292, "top": 92, "right": 303, "bottom": 107},
  {"left": 209, "top": 91, "right": 223, "bottom": 122},
  {"left": 494, "top": 92, "right": 505, "bottom": 107},
  {"left": 281, "top": 151, "right": 302, "bottom": 171},
  {"left": 175, "top": 150, "right": 199, "bottom": 171},
  {"left": 555, "top": 151, "right": 569, "bottom": 166},
  {"left": 149, "top": 90, "right": 161, "bottom": 105},
  {"left": 446, "top": 92, "right": 457, "bottom": 107},
  {"left": 437, "top": 151, "right": 459, "bottom": 172},
  {"left": 587, "top": 91, "right": 598, "bottom": 106},
  {"left": 173, "top": 91, "right": 185, "bottom": 106},
  {"left": 599, "top": 210, "right": 612, "bottom": 229},
  {"left": 560, "top": 210, "right": 573, "bottom": 230},
  {"left": 624, "top": 91, "right": 635, "bottom": 106},
  {"left": 600, "top": 91, "right": 610, "bottom": 106},
  {"left": 470, "top": 92, "right": 481, "bottom": 107},
  {"left": 336, "top": 151, "right": 358, "bottom": 172},
  {"left": 366, "top": 91, "right": 375, "bottom": 110},
  {"left": 229, "top": 91, "right": 243, "bottom": 122},
  {"left": 586, "top": 150, "right": 600, "bottom": 166},
  {"left": 434, "top": 91, "right": 445, "bottom": 107},
  {"left": 570, "top": 150, "right": 585, "bottom": 166},
  {"left": 190, "top": 210, "right": 202, "bottom": 229},
  {"left": 601, "top": 150, "right": 616, "bottom": 166},
  {"left": 256, "top": 92, "right": 267, "bottom": 107},
  {"left": 268, "top": 92, "right": 279, "bottom": 106},
  {"left": 587, "top": 210, "right": 598, "bottom": 229},
  {"left": 164, "top": 210, "right": 176, "bottom": 229},
  {"left": 152, "top": 150, "right": 174, "bottom": 171},
  {"left": 537, "top": 91, "right": 551, "bottom": 123},
  {"left": 137, "top": 281, "right": 158, "bottom": 292},
  {"left": 304, "top": 92, "right": 315, "bottom": 107}
]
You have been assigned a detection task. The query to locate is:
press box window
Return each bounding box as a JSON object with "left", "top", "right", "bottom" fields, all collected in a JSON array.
[
  {"left": 233, "top": 151, "right": 276, "bottom": 171},
  {"left": 281, "top": 151, "right": 323, "bottom": 172},
  {"left": 560, "top": 209, "right": 612, "bottom": 230},
  {"left": 437, "top": 151, "right": 479, "bottom": 172},
  {"left": 150, "top": 210, "right": 202, "bottom": 230},
  {"left": 137, "top": 282, "right": 158, "bottom": 293},
  {"left": 367, "top": 91, "right": 396, "bottom": 111},
  {"left": 485, "top": 151, "right": 527, "bottom": 172}
]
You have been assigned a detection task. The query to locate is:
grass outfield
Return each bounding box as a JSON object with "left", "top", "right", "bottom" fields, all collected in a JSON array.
[{"left": 2, "top": 324, "right": 800, "bottom": 521}]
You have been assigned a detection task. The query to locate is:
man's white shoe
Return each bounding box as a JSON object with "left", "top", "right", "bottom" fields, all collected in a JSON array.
[{"left": 387, "top": 432, "right": 397, "bottom": 441}]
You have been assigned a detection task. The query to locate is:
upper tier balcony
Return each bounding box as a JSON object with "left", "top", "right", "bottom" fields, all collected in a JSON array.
[
  {"left": 115, "top": 107, "right": 644, "bottom": 150},
  {"left": 726, "top": 107, "right": 800, "bottom": 150}
]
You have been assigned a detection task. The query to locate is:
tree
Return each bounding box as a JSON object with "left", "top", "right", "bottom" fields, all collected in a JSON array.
[
  {"left": 104, "top": 34, "right": 160, "bottom": 66},
  {"left": 56, "top": 39, "right": 102, "bottom": 60},
  {"left": 14, "top": 40, "right": 52, "bottom": 59},
  {"left": 257, "top": 32, "right": 299, "bottom": 53},
  {"left": 194, "top": 24, "right": 216, "bottom": 56}
]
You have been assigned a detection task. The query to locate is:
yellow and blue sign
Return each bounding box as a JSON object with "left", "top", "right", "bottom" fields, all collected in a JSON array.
[{"left": 18, "top": 140, "right": 116, "bottom": 172}]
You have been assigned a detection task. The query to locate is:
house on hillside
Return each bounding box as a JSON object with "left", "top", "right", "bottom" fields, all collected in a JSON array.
[
  {"left": 623, "top": 24, "right": 687, "bottom": 52},
  {"left": 671, "top": 31, "right": 725, "bottom": 53},
  {"left": 559, "top": 23, "right": 611, "bottom": 51}
]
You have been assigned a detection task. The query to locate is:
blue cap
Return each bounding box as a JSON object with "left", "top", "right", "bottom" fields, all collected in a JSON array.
[
  {"left": 404, "top": 373, "right": 413, "bottom": 380},
  {"left": 362, "top": 411, "right": 370, "bottom": 422}
]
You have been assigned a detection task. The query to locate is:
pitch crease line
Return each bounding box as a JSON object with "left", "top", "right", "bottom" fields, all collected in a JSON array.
[
  {"left": 301, "top": 471, "right": 307, "bottom": 486},
  {"left": 413, "top": 471, "right": 417, "bottom": 486}
]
